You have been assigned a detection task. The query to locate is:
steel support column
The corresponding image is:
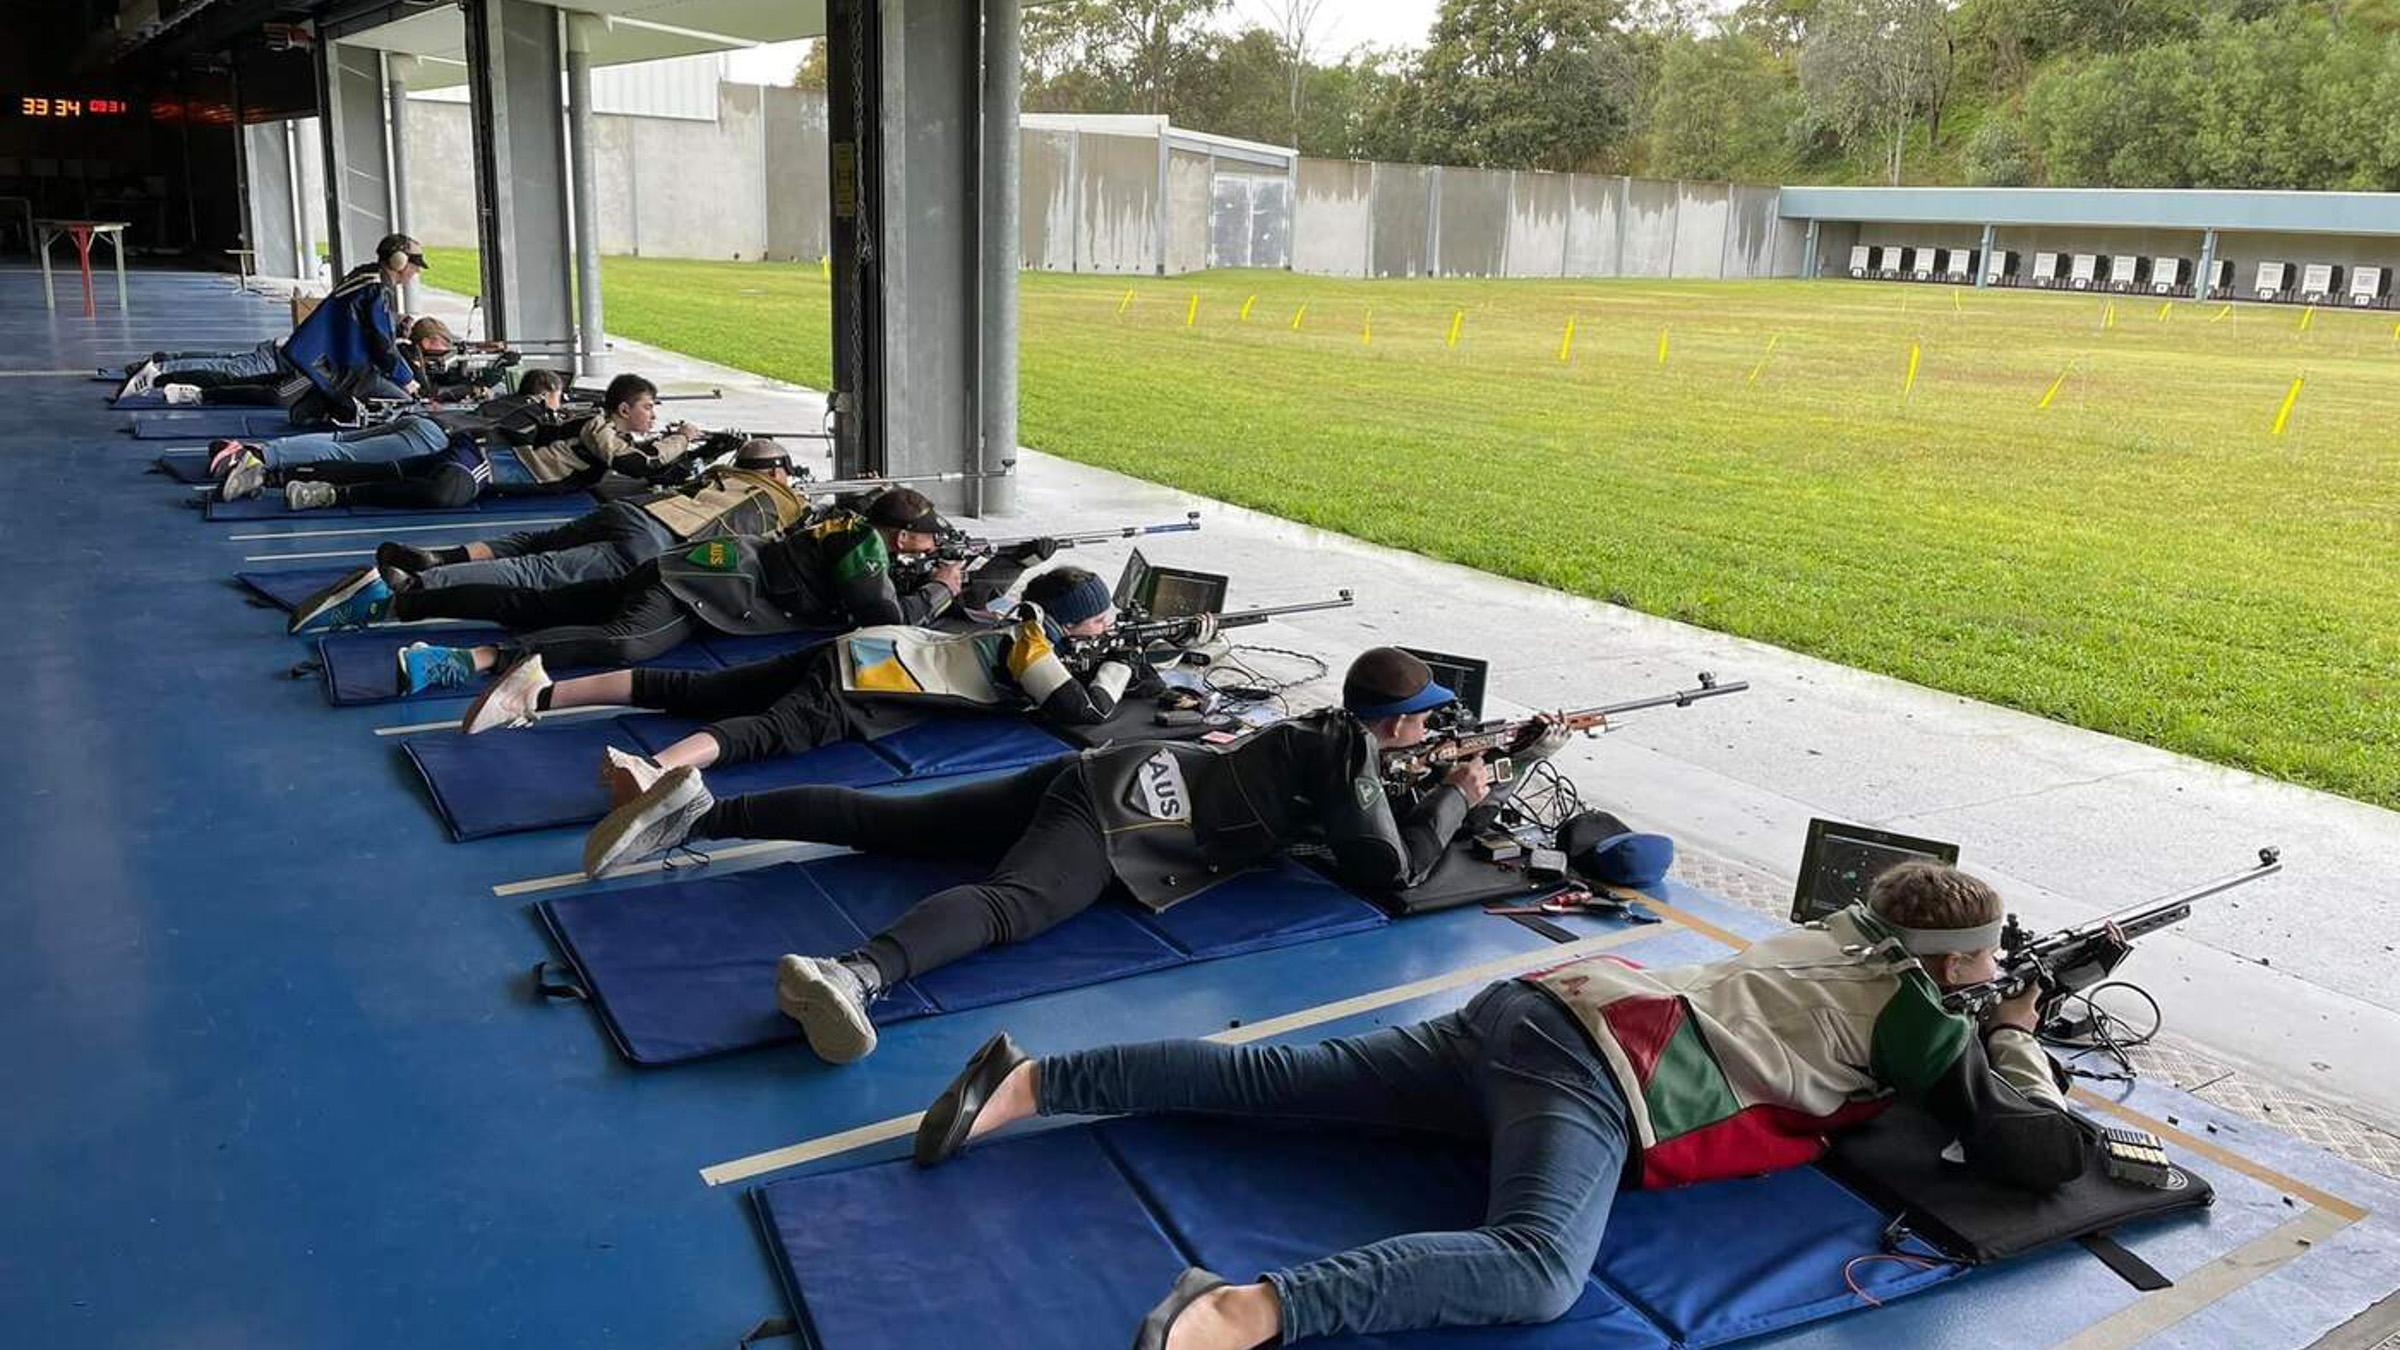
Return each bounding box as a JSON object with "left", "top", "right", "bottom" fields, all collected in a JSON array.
[
  {"left": 2196, "top": 228, "right": 2220, "bottom": 301},
  {"left": 977, "top": 0, "right": 1021, "bottom": 515},
  {"left": 385, "top": 55, "right": 419, "bottom": 314},
  {"left": 317, "top": 40, "right": 394, "bottom": 273},
  {"left": 566, "top": 18, "right": 608, "bottom": 377},
  {"left": 461, "top": 0, "right": 576, "bottom": 342},
  {"left": 1976, "top": 223, "right": 1996, "bottom": 288}
]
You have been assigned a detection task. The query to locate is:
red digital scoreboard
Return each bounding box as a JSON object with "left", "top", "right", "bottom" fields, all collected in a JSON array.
[{"left": 15, "top": 96, "right": 136, "bottom": 119}]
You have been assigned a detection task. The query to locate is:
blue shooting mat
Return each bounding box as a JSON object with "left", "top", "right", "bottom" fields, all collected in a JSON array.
[
  {"left": 153, "top": 449, "right": 220, "bottom": 484},
  {"left": 129, "top": 407, "right": 299, "bottom": 440},
  {"left": 205, "top": 488, "right": 596, "bottom": 521},
  {"left": 537, "top": 855, "right": 1387, "bottom": 1065},
  {"left": 238, "top": 566, "right": 375, "bottom": 611},
  {"left": 401, "top": 711, "right": 1074, "bottom": 840},
  {"left": 752, "top": 1115, "right": 1967, "bottom": 1350},
  {"left": 312, "top": 626, "right": 829, "bottom": 706}
]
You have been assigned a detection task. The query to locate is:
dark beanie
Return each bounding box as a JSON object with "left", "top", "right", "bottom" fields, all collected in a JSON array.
[
  {"left": 1343, "top": 647, "right": 1453, "bottom": 718},
  {"left": 1025, "top": 566, "right": 1113, "bottom": 626}
]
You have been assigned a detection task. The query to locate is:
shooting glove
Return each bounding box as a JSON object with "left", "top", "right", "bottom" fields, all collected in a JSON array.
[{"left": 1507, "top": 714, "right": 1573, "bottom": 763}]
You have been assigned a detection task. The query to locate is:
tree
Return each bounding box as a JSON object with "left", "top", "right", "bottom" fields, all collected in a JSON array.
[
  {"left": 1646, "top": 32, "right": 1802, "bottom": 179},
  {"left": 1250, "top": 0, "right": 1331, "bottom": 144},
  {"left": 1799, "top": 0, "right": 1950, "bottom": 182},
  {"left": 1023, "top": 0, "right": 1229, "bottom": 115},
  {"left": 790, "top": 39, "right": 827, "bottom": 91},
  {"left": 1406, "top": 0, "right": 1642, "bottom": 171}
]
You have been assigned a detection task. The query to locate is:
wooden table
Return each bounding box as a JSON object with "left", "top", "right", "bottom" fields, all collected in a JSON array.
[{"left": 36, "top": 219, "right": 130, "bottom": 317}]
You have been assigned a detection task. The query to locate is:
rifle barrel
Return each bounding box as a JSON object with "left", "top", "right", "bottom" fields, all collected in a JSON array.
[
  {"left": 2087, "top": 847, "right": 2282, "bottom": 939},
  {"left": 1041, "top": 513, "right": 1203, "bottom": 548},
  {"left": 1574, "top": 677, "right": 1752, "bottom": 722},
  {"left": 1125, "top": 591, "right": 1354, "bottom": 638}
]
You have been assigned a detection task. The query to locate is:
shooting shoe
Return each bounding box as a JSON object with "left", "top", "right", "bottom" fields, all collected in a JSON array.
[
  {"left": 583, "top": 766, "right": 713, "bottom": 878},
  {"left": 774, "top": 955, "right": 879, "bottom": 1064},
  {"left": 913, "top": 1032, "right": 1030, "bottom": 1167},
  {"left": 287, "top": 567, "right": 392, "bottom": 634},
  {"left": 218, "top": 449, "right": 268, "bottom": 501},
  {"left": 1131, "top": 1268, "right": 1255, "bottom": 1350},
  {"left": 461, "top": 653, "right": 549, "bottom": 734},
  {"left": 599, "top": 745, "right": 663, "bottom": 804},
  {"left": 283, "top": 481, "right": 337, "bottom": 510}
]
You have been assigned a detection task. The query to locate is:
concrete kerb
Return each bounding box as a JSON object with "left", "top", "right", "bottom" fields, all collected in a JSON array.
[{"left": 361, "top": 279, "right": 2400, "bottom": 1137}]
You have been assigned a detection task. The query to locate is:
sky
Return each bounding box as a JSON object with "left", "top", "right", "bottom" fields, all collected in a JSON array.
[{"left": 723, "top": 1, "right": 1448, "bottom": 86}]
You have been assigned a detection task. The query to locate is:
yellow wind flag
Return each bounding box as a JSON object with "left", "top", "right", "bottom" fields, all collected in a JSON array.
[
  {"left": 2209, "top": 303, "right": 2233, "bottom": 324},
  {"left": 2299, "top": 305, "right": 2316, "bottom": 333},
  {"left": 2271, "top": 374, "right": 2304, "bottom": 436},
  {"left": 1558, "top": 317, "right": 1577, "bottom": 363},
  {"left": 1361, "top": 307, "right": 1373, "bottom": 346},
  {"left": 2036, "top": 366, "right": 2071, "bottom": 410},
  {"left": 1289, "top": 302, "right": 1308, "bottom": 331},
  {"left": 1746, "top": 333, "right": 1780, "bottom": 385},
  {"left": 1446, "top": 310, "right": 1464, "bottom": 349},
  {"left": 1239, "top": 294, "right": 1257, "bottom": 322},
  {"left": 2102, "top": 300, "right": 2117, "bottom": 330},
  {"left": 2156, "top": 300, "right": 2173, "bottom": 322},
  {"left": 1902, "top": 342, "right": 1922, "bottom": 397},
  {"left": 1951, "top": 288, "right": 1963, "bottom": 313},
  {"left": 818, "top": 255, "right": 831, "bottom": 279},
  {"left": 1117, "top": 289, "right": 1135, "bottom": 316},
  {"left": 1656, "top": 327, "right": 1670, "bottom": 366},
  {"left": 1185, "top": 294, "right": 1198, "bottom": 328}
]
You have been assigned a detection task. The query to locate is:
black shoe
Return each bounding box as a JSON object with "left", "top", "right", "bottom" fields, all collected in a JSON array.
[
  {"left": 912, "top": 1032, "right": 1030, "bottom": 1168},
  {"left": 1132, "top": 1267, "right": 1236, "bottom": 1350},
  {"left": 376, "top": 540, "right": 445, "bottom": 576}
]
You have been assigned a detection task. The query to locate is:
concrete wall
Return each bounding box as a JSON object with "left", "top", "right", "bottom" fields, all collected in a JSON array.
[
  {"left": 630, "top": 82, "right": 768, "bottom": 259},
  {"left": 1165, "top": 147, "right": 1211, "bottom": 275},
  {"left": 1565, "top": 175, "right": 1621, "bottom": 276},
  {"left": 1721, "top": 184, "right": 1784, "bottom": 280},
  {"left": 1293, "top": 158, "right": 1371, "bottom": 277},
  {"left": 1622, "top": 178, "right": 1679, "bottom": 277},
  {"left": 764, "top": 86, "right": 830, "bottom": 262},
  {"left": 406, "top": 100, "right": 481, "bottom": 249},
  {"left": 1436, "top": 166, "right": 1510, "bottom": 278},
  {"left": 1370, "top": 163, "right": 1433, "bottom": 278},
  {"left": 1020, "top": 127, "right": 1077, "bottom": 271},
  {"left": 1504, "top": 172, "right": 1570, "bottom": 278},
  {"left": 1670, "top": 181, "right": 1729, "bottom": 279},
  {"left": 243, "top": 122, "right": 300, "bottom": 280},
  {"left": 1075, "top": 131, "right": 1159, "bottom": 274}
]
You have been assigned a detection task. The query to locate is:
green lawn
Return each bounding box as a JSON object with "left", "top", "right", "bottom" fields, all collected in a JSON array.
[{"left": 425, "top": 247, "right": 2400, "bottom": 810}]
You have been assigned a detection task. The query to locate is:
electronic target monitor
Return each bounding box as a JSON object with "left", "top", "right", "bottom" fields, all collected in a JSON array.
[{"left": 1789, "top": 818, "right": 1963, "bottom": 924}]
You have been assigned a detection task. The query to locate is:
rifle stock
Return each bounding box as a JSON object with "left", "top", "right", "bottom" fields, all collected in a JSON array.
[{"left": 1381, "top": 673, "right": 1750, "bottom": 781}]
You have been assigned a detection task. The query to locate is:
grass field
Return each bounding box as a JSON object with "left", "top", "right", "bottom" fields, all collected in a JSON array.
[{"left": 425, "top": 248, "right": 2400, "bottom": 810}]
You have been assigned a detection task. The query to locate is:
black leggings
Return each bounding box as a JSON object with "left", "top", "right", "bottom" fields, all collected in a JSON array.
[
  {"left": 390, "top": 561, "right": 699, "bottom": 667},
  {"left": 284, "top": 458, "right": 480, "bottom": 511},
  {"left": 696, "top": 756, "right": 1109, "bottom": 984},
  {"left": 630, "top": 646, "right": 909, "bottom": 764}
]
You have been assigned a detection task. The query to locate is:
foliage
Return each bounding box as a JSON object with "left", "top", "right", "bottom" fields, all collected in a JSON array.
[
  {"left": 1961, "top": 107, "right": 2037, "bottom": 184},
  {"left": 422, "top": 246, "right": 2400, "bottom": 810},
  {"left": 1647, "top": 32, "right": 1802, "bottom": 179},
  {"left": 1402, "top": 0, "right": 1644, "bottom": 171}
]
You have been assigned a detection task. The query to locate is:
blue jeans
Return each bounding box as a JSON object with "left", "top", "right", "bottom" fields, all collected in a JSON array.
[
  {"left": 157, "top": 341, "right": 285, "bottom": 383},
  {"left": 259, "top": 415, "right": 449, "bottom": 471},
  {"left": 1038, "top": 979, "right": 1630, "bottom": 1342},
  {"left": 413, "top": 502, "right": 680, "bottom": 592}
]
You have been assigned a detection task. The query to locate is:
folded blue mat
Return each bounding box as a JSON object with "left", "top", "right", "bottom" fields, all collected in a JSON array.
[
  {"left": 130, "top": 408, "right": 299, "bottom": 440},
  {"left": 206, "top": 488, "right": 595, "bottom": 520},
  {"left": 538, "top": 855, "right": 1388, "bottom": 1064},
  {"left": 402, "top": 711, "right": 1073, "bottom": 840},
  {"left": 313, "top": 626, "right": 829, "bottom": 706},
  {"left": 754, "top": 1116, "right": 1966, "bottom": 1350}
]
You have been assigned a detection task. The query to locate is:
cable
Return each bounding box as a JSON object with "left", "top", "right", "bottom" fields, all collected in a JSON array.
[
  {"left": 1201, "top": 643, "right": 1327, "bottom": 717},
  {"left": 1842, "top": 1252, "right": 1958, "bottom": 1307},
  {"left": 1496, "top": 758, "right": 1583, "bottom": 832},
  {"left": 2041, "top": 979, "right": 2162, "bottom": 1084}
]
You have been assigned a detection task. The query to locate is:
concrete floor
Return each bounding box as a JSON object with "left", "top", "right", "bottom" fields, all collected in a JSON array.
[{"left": 399, "top": 284, "right": 2400, "bottom": 1140}]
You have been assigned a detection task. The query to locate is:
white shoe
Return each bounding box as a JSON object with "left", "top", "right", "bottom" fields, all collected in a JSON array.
[
  {"left": 583, "top": 765, "right": 714, "bottom": 877},
  {"left": 283, "top": 480, "right": 337, "bottom": 510},
  {"left": 775, "top": 954, "right": 880, "bottom": 1063},
  {"left": 461, "top": 653, "right": 550, "bottom": 734},
  {"left": 600, "top": 746, "right": 664, "bottom": 802},
  {"left": 219, "top": 449, "right": 267, "bottom": 501},
  {"left": 163, "top": 383, "right": 201, "bottom": 406},
  {"left": 117, "top": 357, "right": 160, "bottom": 400}
]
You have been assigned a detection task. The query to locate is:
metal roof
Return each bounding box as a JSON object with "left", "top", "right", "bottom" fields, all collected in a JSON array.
[{"left": 1779, "top": 186, "right": 2400, "bottom": 237}]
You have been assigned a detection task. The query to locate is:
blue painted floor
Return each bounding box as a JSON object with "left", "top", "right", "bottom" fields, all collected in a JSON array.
[{"left": 3, "top": 269, "right": 2394, "bottom": 1349}]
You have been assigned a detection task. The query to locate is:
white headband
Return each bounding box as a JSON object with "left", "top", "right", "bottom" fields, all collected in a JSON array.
[{"left": 1890, "top": 920, "right": 2004, "bottom": 956}]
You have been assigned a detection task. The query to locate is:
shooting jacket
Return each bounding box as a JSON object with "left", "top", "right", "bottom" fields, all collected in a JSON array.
[
  {"left": 1527, "top": 903, "right": 2083, "bottom": 1191},
  {"left": 657, "top": 510, "right": 955, "bottom": 636},
  {"left": 835, "top": 603, "right": 1140, "bottom": 724},
  {"left": 1079, "top": 708, "right": 1467, "bottom": 912},
  {"left": 632, "top": 467, "right": 810, "bottom": 542},
  {"left": 281, "top": 264, "right": 410, "bottom": 398},
  {"left": 510, "top": 414, "right": 695, "bottom": 487}
]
